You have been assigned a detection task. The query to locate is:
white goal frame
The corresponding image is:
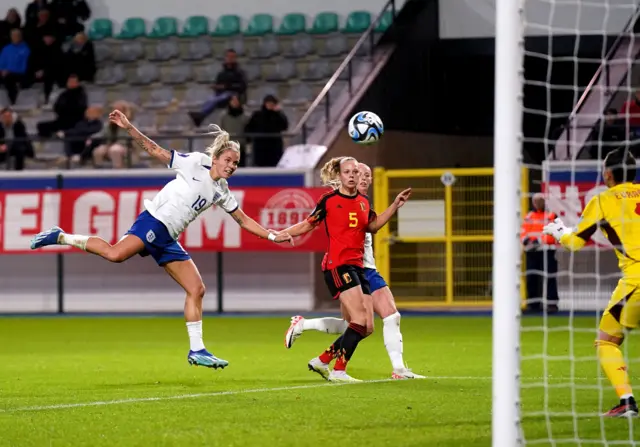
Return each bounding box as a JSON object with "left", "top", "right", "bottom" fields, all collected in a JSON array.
[{"left": 492, "top": 0, "right": 524, "bottom": 444}]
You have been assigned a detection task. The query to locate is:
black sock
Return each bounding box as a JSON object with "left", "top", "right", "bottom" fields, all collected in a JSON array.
[{"left": 335, "top": 323, "right": 366, "bottom": 368}]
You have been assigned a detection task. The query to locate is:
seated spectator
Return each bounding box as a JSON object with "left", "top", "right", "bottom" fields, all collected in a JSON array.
[
  {"left": 50, "top": 0, "right": 90, "bottom": 39},
  {"left": 57, "top": 105, "right": 102, "bottom": 165},
  {"left": 620, "top": 89, "right": 640, "bottom": 130},
  {"left": 219, "top": 95, "right": 249, "bottom": 166},
  {"left": 591, "top": 108, "right": 627, "bottom": 160},
  {"left": 0, "top": 107, "right": 33, "bottom": 170},
  {"left": 24, "top": 9, "right": 57, "bottom": 48},
  {"left": 245, "top": 95, "right": 289, "bottom": 167},
  {"left": 0, "top": 29, "right": 31, "bottom": 104},
  {"left": 92, "top": 100, "right": 133, "bottom": 169},
  {"left": 0, "top": 8, "right": 22, "bottom": 48},
  {"left": 24, "top": 0, "right": 48, "bottom": 30},
  {"left": 37, "top": 73, "right": 87, "bottom": 137},
  {"left": 188, "top": 49, "right": 246, "bottom": 127},
  {"left": 64, "top": 32, "right": 95, "bottom": 83},
  {"left": 30, "top": 31, "right": 63, "bottom": 103}
]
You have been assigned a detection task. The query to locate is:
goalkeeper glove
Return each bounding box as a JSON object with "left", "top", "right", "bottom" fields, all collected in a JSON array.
[{"left": 543, "top": 218, "right": 571, "bottom": 241}]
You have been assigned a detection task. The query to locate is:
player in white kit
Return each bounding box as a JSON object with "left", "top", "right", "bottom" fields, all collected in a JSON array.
[
  {"left": 283, "top": 163, "right": 424, "bottom": 379},
  {"left": 30, "top": 109, "right": 293, "bottom": 369}
]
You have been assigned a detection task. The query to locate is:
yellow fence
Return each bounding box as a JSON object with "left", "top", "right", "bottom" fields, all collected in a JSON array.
[{"left": 373, "top": 167, "right": 529, "bottom": 308}]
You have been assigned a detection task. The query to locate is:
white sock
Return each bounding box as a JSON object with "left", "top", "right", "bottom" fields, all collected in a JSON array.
[
  {"left": 58, "top": 233, "right": 89, "bottom": 251},
  {"left": 383, "top": 312, "right": 405, "bottom": 370},
  {"left": 302, "top": 317, "right": 348, "bottom": 334},
  {"left": 186, "top": 320, "right": 206, "bottom": 351}
]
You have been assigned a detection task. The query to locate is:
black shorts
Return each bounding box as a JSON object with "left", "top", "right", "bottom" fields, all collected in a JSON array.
[{"left": 323, "top": 265, "right": 370, "bottom": 299}]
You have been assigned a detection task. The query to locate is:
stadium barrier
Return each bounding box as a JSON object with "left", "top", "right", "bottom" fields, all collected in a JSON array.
[
  {"left": 373, "top": 167, "right": 530, "bottom": 308},
  {"left": 0, "top": 168, "right": 328, "bottom": 314}
]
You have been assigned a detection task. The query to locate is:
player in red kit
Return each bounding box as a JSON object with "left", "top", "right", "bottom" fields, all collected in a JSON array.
[{"left": 276, "top": 156, "right": 411, "bottom": 382}]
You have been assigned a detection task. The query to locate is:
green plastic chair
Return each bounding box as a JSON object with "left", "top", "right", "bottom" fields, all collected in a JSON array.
[
  {"left": 276, "top": 13, "right": 306, "bottom": 35},
  {"left": 116, "top": 17, "right": 146, "bottom": 39},
  {"left": 375, "top": 11, "right": 393, "bottom": 32},
  {"left": 181, "top": 16, "right": 209, "bottom": 37},
  {"left": 88, "top": 19, "right": 113, "bottom": 40},
  {"left": 308, "top": 12, "right": 338, "bottom": 34},
  {"left": 244, "top": 14, "right": 273, "bottom": 36},
  {"left": 343, "top": 11, "right": 372, "bottom": 33},
  {"left": 148, "top": 17, "right": 178, "bottom": 39},
  {"left": 211, "top": 15, "right": 241, "bottom": 37}
]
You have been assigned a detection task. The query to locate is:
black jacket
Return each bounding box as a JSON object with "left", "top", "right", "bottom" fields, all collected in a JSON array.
[
  {"left": 245, "top": 107, "right": 289, "bottom": 167},
  {"left": 54, "top": 86, "right": 87, "bottom": 128},
  {"left": 215, "top": 63, "right": 246, "bottom": 95},
  {"left": 0, "top": 118, "right": 34, "bottom": 156}
]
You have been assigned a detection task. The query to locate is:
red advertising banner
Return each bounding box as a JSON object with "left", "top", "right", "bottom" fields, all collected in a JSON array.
[{"left": 0, "top": 187, "right": 330, "bottom": 254}]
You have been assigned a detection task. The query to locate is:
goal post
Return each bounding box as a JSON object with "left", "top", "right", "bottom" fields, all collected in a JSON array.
[{"left": 492, "top": 0, "right": 524, "bottom": 445}]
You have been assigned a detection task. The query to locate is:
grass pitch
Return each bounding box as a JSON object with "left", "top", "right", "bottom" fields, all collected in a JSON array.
[{"left": 0, "top": 315, "right": 638, "bottom": 446}]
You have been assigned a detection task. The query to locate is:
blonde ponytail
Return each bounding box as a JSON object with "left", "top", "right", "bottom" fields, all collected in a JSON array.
[
  {"left": 320, "top": 156, "right": 357, "bottom": 189},
  {"left": 205, "top": 124, "right": 241, "bottom": 159}
]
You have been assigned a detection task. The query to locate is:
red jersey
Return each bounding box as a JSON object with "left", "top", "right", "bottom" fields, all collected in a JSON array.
[{"left": 307, "top": 189, "right": 376, "bottom": 270}]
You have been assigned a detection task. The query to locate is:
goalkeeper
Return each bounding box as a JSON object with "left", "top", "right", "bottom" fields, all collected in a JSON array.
[{"left": 544, "top": 148, "right": 639, "bottom": 418}]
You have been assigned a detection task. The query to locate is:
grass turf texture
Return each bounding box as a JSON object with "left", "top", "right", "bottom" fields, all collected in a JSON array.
[{"left": 0, "top": 316, "right": 638, "bottom": 446}]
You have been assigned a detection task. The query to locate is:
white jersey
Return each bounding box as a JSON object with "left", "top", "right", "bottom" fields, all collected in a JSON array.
[
  {"left": 363, "top": 233, "right": 377, "bottom": 270},
  {"left": 144, "top": 150, "right": 238, "bottom": 239}
]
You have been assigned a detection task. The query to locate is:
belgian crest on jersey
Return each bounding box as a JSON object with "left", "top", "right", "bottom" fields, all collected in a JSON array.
[{"left": 360, "top": 201, "right": 366, "bottom": 211}]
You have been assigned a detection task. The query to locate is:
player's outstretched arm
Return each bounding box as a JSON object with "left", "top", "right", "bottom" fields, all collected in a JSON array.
[
  {"left": 230, "top": 208, "right": 293, "bottom": 244},
  {"left": 109, "top": 109, "right": 171, "bottom": 166},
  {"left": 544, "top": 195, "right": 602, "bottom": 252},
  {"left": 280, "top": 220, "right": 317, "bottom": 238},
  {"left": 368, "top": 187, "right": 412, "bottom": 233}
]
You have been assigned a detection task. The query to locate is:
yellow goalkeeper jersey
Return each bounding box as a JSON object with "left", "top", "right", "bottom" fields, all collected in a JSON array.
[{"left": 560, "top": 182, "right": 640, "bottom": 282}]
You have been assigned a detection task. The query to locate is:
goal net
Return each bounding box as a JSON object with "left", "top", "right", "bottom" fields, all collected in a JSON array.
[{"left": 493, "top": 0, "right": 640, "bottom": 445}]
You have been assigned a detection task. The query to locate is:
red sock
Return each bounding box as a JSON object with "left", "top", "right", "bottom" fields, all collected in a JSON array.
[
  {"left": 334, "top": 354, "right": 348, "bottom": 371},
  {"left": 319, "top": 347, "right": 336, "bottom": 364}
]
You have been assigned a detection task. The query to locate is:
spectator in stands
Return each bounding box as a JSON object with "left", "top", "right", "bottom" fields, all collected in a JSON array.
[
  {"left": 58, "top": 105, "right": 102, "bottom": 165},
  {"left": 188, "top": 49, "right": 246, "bottom": 127},
  {"left": 92, "top": 100, "right": 133, "bottom": 169},
  {"left": 591, "top": 108, "right": 627, "bottom": 160},
  {"left": 0, "top": 8, "right": 22, "bottom": 48},
  {"left": 245, "top": 94, "right": 289, "bottom": 167},
  {"left": 0, "top": 107, "right": 33, "bottom": 170},
  {"left": 24, "top": 9, "right": 57, "bottom": 48},
  {"left": 220, "top": 95, "right": 249, "bottom": 166},
  {"left": 0, "top": 29, "right": 30, "bottom": 104},
  {"left": 30, "top": 31, "right": 63, "bottom": 103},
  {"left": 37, "top": 73, "right": 87, "bottom": 137},
  {"left": 50, "top": 0, "right": 90, "bottom": 38},
  {"left": 620, "top": 89, "right": 640, "bottom": 131},
  {"left": 64, "top": 32, "right": 95, "bottom": 83},
  {"left": 24, "top": 0, "right": 48, "bottom": 30}
]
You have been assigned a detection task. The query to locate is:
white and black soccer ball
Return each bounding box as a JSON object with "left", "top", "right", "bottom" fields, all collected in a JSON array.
[{"left": 348, "top": 111, "right": 384, "bottom": 145}]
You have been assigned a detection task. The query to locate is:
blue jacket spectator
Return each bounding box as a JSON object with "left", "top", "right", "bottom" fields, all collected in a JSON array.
[{"left": 0, "top": 29, "right": 30, "bottom": 104}]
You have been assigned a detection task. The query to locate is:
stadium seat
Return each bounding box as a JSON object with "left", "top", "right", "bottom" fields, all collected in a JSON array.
[
  {"left": 211, "top": 15, "right": 241, "bottom": 37},
  {"left": 88, "top": 19, "right": 113, "bottom": 40},
  {"left": 119, "top": 88, "right": 142, "bottom": 106},
  {"left": 148, "top": 17, "right": 178, "bottom": 39},
  {"left": 12, "top": 89, "right": 40, "bottom": 112},
  {"left": 95, "top": 65, "right": 126, "bottom": 86},
  {"left": 283, "top": 83, "right": 314, "bottom": 106},
  {"left": 252, "top": 35, "right": 279, "bottom": 59},
  {"left": 247, "top": 84, "right": 278, "bottom": 107},
  {"left": 87, "top": 87, "right": 107, "bottom": 106},
  {"left": 93, "top": 41, "right": 111, "bottom": 63},
  {"left": 182, "top": 38, "right": 212, "bottom": 61},
  {"left": 343, "top": 11, "right": 371, "bottom": 33},
  {"left": 148, "top": 40, "right": 180, "bottom": 61},
  {"left": 243, "top": 63, "right": 262, "bottom": 82},
  {"left": 181, "top": 16, "right": 209, "bottom": 37},
  {"left": 135, "top": 111, "right": 157, "bottom": 133},
  {"left": 162, "top": 65, "right": 193, "bottom": 84},
  {"left": 143, "top": 86, "right": 174, "bottom": 109},
  {"left": 130, "top": 63, "right": 160, "bottom": 85},
  {"left": 116, "top": 17, "right": 146, "bottom": 39},
  {"left": 181, "top": 84, "right": 212, "bottom": 109},
  {"left": 300, "top": 60, "right": 331, "bottom": 81},
  {"left": 113, "top": 41, "right": 144, "bottom": 62},
  {"left": 318, "top": 34, "right": 347, "bottom": 57},
  {"left": 224, "top": 36, "right": 245, "bottom": 56},
  {"left": 309, "top": 12, "right": 339, "bottom": 34},
  {"left": 276, "top": 13, "right": 306, "bottom": 35},
  {"left": 265, "top": 60, "right": 297, "bottom": 82},
  {"left": 158, "top": 112, "right": 191, "bottom": 133},
  {"left": 283, "top": 34, "right": 314, "bottom": 58},
  {"left": 375, "top": 11, "right": 393, "bottom": 32},
  {"left": 195, "top": 64, "right": 219, "bottom": 84},
  {"left": 244, "top": 14, "right": 273, "bottom": 36}
]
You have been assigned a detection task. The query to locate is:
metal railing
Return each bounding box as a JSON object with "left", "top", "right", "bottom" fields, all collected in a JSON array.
[{"left": 293, "top": 0, "right": 397, "bottom": 141}]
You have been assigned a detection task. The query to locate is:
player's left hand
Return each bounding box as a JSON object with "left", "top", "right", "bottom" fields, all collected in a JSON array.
[
  {"left": 393, "top": 188, "right": 412, "bottom": 208},
  {"left": 274, "top": 232, "right": 294, "bottom": 246},
  {"left": 543, "top": 218, "right": 570, "bottom": 241}
]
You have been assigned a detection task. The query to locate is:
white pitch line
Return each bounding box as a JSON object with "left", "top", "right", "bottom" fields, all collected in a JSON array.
[{"left": 0, "top": 375, "right": 600, "bottom": 413}]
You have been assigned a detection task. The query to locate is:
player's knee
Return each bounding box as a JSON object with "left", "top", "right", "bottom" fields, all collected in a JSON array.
[{"left": 187, "top": 282, "right": 206, "bottom": 300}]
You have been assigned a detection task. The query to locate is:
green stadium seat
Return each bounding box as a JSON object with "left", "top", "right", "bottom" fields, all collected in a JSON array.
[
  {"left": 343, "top": 11, "right": 372, "bottom": 33},
  {"left": 88, "top": 19, "right": 113, "bottom": 40},
  {"left": 375, "top": 11, "right": 393, "bottom": 32},
  {"left": 211, "top": 15, "right": 241, "bottom": 37},
  {"left": 116, "top": 17, "right": 146, "bottom": 39},
  {"left": 148, "top": 17, "right": 178, "bottom": 39},
  {"left": 308, "top": 12, "right": 339, "bottom": 35},
  {"left": 181, "top": 16, "right": 209, "bottom": 37},
  {"left": 244, "top": 14, "right": 273, "bottom": 36},
  {"left": 276, "top": 13, "right": 306, "bottom": 35}
]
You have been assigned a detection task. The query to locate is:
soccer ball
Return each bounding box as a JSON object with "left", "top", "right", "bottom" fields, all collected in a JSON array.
[{"left": 348, "top": 111, "right": 384, "bottom": 145}]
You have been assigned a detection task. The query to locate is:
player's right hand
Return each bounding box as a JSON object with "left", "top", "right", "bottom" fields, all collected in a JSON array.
[
  {"left": 274, "top": 231, "right": 294, "bottom": 246},
  {"left": 393, "top": 188, "right": 412, "bottom": 208},
  {"left": 109, "top": 110, "right": 130, "bottom": 129}
]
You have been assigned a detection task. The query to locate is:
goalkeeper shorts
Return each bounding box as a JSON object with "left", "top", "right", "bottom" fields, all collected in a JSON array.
[{"left": 600, "top": 279, "right": 640, "bottom": 338}]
